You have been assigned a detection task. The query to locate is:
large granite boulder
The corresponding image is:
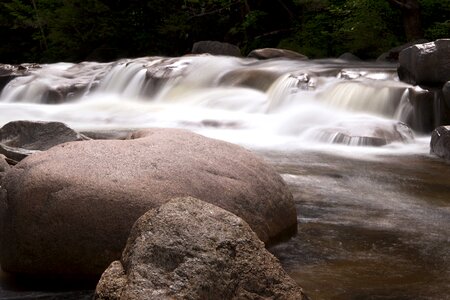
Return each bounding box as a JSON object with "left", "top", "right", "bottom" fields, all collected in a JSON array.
[
  {"left": 430, "top": 126, "right": 450, "bottom": 160},
  {"left": 398, "top": 39, "right": 450, "bottom": 86},
  {"left": 0, "top": 128, "right": 296, "bottom": 277},
  {"left": 191, "top": 41, "right": 241, "bottom": 57},
  {"left": 95, "top": 197, "right": 307, "bottom": 300},
  {"left": 248, "top": 48, "right": 308, "bottom": 60},
  {"left": 0, "top": 121, "right": 88, "bottom": 162}
]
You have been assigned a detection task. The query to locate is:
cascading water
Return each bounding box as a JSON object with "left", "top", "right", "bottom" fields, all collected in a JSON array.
[
  {"left": 0, "top": 55, "right": 424, "bottom": 151},
  {"left": 1, "top": 55, "right": 449, "bottom": 300}
]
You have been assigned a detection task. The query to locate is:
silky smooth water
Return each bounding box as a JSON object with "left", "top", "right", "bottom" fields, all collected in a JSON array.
[{"left": 0, "top": 56, "right": 448, "bottom": 299}]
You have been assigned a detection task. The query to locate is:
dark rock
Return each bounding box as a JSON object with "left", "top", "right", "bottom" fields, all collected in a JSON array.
[
  {"left": 443, "top": 81, "right": 450, "bottom": 108},
  {"left": 0, "top": 128, "right": 296, "bottom": 277},
  {"left": 191, "top": 41, "right": 241, "bottom": 57},
  {"left": 376, "top": 39, "right": 428, "bottom": 62},
  {"left": 218, "top": 69, "right": 280, "bottom": 91},
  {"left": 95, "top": 197, "right": 307, "bottom": 300},
  {"left": 402, "top": 87, "right": 450, "bottom": 133},
  {"left": 248, "top": 48, "right": 308, "bottom": 60},
  {"left": 339, "top": 52, "right": 361, "bottom": 61},
  {"left": 430, "top": 126, "right": 450, "bottom": 160},
  {"left": 0, "top": 121, "right": 89, "bottom": 161},
  {"left": 398, "top": 39, "right": 450, "bottom": 85},
  {"left": 0, "top": 154, "right": 9, "bottom": 183}
]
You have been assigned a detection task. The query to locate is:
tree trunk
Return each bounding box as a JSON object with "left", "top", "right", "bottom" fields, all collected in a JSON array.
[{"left": 387, "top": 0, "right": 423, "bottom": 41}]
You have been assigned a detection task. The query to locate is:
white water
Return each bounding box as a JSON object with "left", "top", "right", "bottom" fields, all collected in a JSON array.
[{"left": 0, "top": 55, "right": 425, "bottom": 155}]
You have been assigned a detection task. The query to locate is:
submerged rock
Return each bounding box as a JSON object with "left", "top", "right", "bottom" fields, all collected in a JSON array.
[
  {"left": 398, "top": 39, "right": 450, "bottom": 86},
  {"left": 0, "top": 121, "right": 89, "bottom": 161},
  {"left": 95, "top": 197, "right": 307, "bottom": 300},
  {"left": 248, "top": 48, "right": 308, "bottom": 60},
  {"left": 311, "top": 120, "right": 414, "bottom": 146},
  {"left": 0, "top": 128, "right": 296, "bottom": 277},
  {"left": 430, "top": 126, "right": 450, "bottom": 160}
]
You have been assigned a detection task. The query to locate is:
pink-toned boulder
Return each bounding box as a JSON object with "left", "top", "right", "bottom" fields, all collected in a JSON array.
[{"left": 0, "top": 128, "right": 296, "bottom": 277}]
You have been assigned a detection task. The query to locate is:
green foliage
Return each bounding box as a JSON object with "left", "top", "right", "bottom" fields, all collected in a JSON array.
[{"left": 0, "top": 0, "right": 449, "bottom": 63}]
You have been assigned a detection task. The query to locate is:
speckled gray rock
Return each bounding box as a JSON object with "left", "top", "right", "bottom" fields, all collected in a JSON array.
[
  {"left": 0, "top": 154, "right": 9, "bottom": 183},
  {"left": 192, "top": 41, "right": 241, "bottom": 57},
  {"left": 0, "top": 128, "right": 296, "bottom": 277},
  {"left": 95, "top": 197, "right": 307, "bottom": 300}
]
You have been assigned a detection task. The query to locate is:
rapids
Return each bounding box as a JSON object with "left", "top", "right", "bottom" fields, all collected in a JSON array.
[{"left": 0, "top": 55, "right": 449, "bottom": 299}]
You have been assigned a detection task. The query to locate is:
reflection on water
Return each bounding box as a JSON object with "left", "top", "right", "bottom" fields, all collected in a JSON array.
[{"left": 266, "top": 150, "right": 450, "bottom": 300}]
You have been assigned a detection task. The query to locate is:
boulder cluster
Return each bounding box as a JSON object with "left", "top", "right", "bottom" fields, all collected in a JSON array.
[
  {"left": 396, "top": 39, "right": 450, "bottom": 160},
  {"left": 0, "top": 121, "right": 304, "bottom": 299}
]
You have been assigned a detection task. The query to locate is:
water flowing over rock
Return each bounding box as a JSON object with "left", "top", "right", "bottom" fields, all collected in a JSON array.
[
  {"left": 307, "top": 119, "right": 414, "bottom": 146},
  {"left": 95, "top": 197, "right": 307, "bottom": 300},
  {"left": 0, "top": 128, "right": 296, "bottom": 277},
  {"left": 430, "top": 126, "right": 450, "bottom": 160},
  {"left": 191, "top": 41, "right": 241, "bottom": 57},
  {"left": 0, "top": 121, "right": 89, "bottom": 161},
  {"left": 248, "top": 48, "right": 308, "bottom": 60},
  {"left": 398, "top": 39, "right": 450, "bottom": 86}
]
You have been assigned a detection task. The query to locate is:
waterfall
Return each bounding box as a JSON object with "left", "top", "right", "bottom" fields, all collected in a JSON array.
[{"left": 0, "top": 56, "right": 425, "bottom": 151}]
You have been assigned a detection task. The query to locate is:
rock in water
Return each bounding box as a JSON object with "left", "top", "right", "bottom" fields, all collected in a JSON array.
[
  {"left": 191, "top": 41, "right": 241, "bottom": 57},
  {"left": 0, "top": 128, "right": 296, "bottom": 277},
  {"left": 248, "top": 48, "right": 308, "bottom": 60},
  {"left": 430, "top": 126, "right": 450, "bottom": 160},
  {"left": 0, "top": 120, "right": 89, "bottom": 161},
  {"left": 95, "top": 197, "right": 307, "bottom": 300},
  {"left": 398, "top": 39, "right": 450, "bottom": 86}
]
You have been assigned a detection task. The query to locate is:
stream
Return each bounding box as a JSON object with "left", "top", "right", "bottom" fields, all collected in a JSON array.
[{"left": 0, "top": 55, "right": 449, "bottom": 299}]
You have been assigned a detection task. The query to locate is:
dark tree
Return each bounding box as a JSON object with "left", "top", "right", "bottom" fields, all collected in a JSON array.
[{"left": 387, "top": 0, "right": 424, "bottom": 40}]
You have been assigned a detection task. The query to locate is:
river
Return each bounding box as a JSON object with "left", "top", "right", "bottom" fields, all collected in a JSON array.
[{"left": 0, "top": 55, "right": 449, "bottom": 299}]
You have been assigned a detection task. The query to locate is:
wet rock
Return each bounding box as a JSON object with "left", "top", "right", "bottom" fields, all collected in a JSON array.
[
  {"left": 248, "top": 48, "right": 308, "bottom": 60},
  {"left": 398, "top": 39, "right": 450, "bottom": 86},
  {"left": 312, "top": 120, "right": 414, "bottom": 146},
  {"left": 219, "top": 68, "right": 280, "bottom": 91},
  {"left": 0, "top": 63, "right": 41, "bottom": 90},
  {"left": 0, "top": 121, "right": 89, "bottom": 161},
  {"left": 0, "top": 154, "right": 9, "bottom": 183},
  {"left": 95, "top": 197, "right": 307, "bottom": 300},
  {"left": 192, "top": 41, "right": 241, "bottom": 57},
  {"left": 339, "top": 52, "right": 361, "bottom": 61},
  {"left": 443, "top": 81, "right": 450, "bottom": 108},
  {"left": 0, "top": 128, "right": 296, "bottom": 277},
  {"left": 430, "top": 126, "right": 450, "bottom": 160}
]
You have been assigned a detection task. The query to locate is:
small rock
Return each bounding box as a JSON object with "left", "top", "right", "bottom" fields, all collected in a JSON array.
[
  {"left": 192, "top": 41, "right": 241, "bottom": 57},
  {"left": 430, "top": 126, "right": 450, "bottom": 160},
  {"left": 248, "top": 48, "right": 308, "bottom": 60}
]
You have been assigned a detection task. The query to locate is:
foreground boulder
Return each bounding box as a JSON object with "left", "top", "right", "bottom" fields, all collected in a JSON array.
[
  {"left": 95, "top": 197, "right": 307, "bottom": 300},
  {"left": 248, "top": 48, "right": 308, "bottom": 60},
  {"left": 398, "top": 39, "right": 450, "bottom": 86},
  {"left": 430, "top": 126, "right": 450, "bottom": 160},
  {"left": 0, "top": 128, "right": 296, "bottom": 277},
  {"left": 0, "top": 120, "right": 88, "bottom": 161}
]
